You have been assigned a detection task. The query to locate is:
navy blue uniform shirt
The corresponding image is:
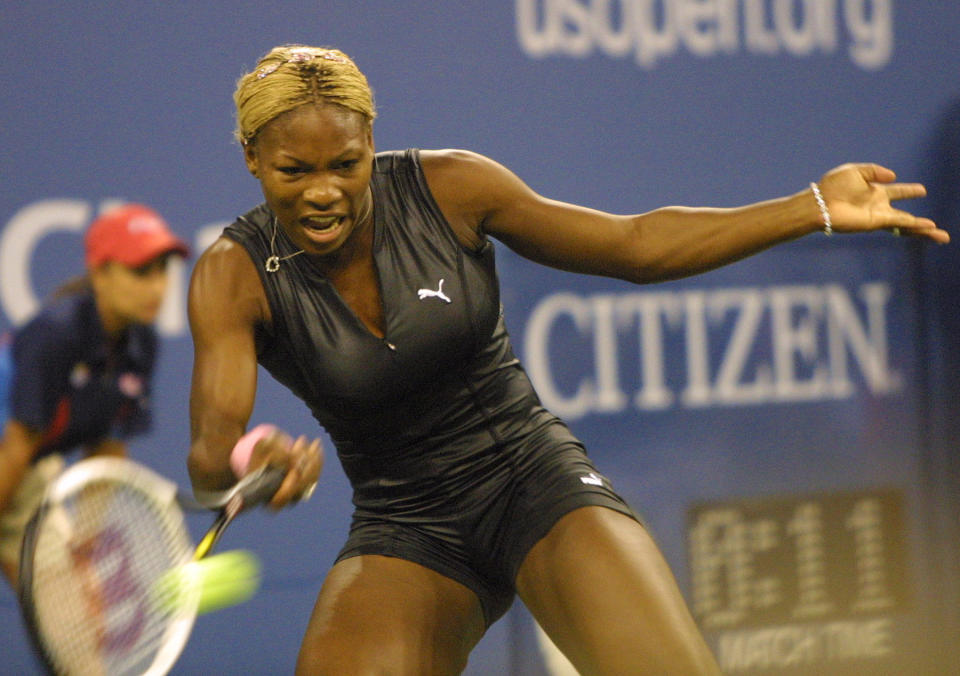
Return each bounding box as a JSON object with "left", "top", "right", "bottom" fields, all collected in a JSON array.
[{"left": 2, "top": 289, "right": 155, "bottom": 460}]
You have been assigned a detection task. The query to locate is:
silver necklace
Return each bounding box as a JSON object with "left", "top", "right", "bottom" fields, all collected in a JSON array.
[{"left": 265, "top": 218, "right": 304, "bottom": 273}]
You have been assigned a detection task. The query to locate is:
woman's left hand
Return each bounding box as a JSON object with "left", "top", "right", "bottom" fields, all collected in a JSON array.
[{"left": 817, "top": 163, "right": 950, "bottom": 243}]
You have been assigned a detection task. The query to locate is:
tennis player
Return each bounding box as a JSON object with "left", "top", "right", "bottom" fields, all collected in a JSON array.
[
  {"left": 0, "top": 203, "right": 188, "bottom": 585},
  {"left": 186, "top": 44, "right": 948, "bottom": 675}
]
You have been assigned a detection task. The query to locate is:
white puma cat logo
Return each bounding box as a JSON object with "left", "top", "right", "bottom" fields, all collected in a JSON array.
[{"left": 417, "top": 279, "right": 452, "bottom": 304}]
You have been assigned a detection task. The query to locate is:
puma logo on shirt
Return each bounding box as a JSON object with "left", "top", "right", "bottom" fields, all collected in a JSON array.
[{"left": 417, "top": 279, "right": 452, "bottom": 304}]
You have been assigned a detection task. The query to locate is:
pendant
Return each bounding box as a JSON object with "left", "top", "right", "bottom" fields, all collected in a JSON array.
[{"left": 265, "top": 255, "right": 281, "bottom": 273}]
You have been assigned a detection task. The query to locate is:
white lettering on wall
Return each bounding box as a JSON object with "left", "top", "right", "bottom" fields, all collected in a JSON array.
[
  {"left": 516, "top": 0, "right": 893, "bottom": 70},
  {"left": 0, "top": 199, "right": 91, "bottom": 324},
  {"left": 0, "top": 200, "right": 227, "bottom": 337},
  {"left": 717, "top": 619, "right": 893, "bottom": 671},
  {"left": 523, "top": 284, "right": 900, "bottom": 418}
]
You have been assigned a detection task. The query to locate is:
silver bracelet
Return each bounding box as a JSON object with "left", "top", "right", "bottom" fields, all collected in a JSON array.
[{"left": 810, "top": 182, "right": 833, "bottom": 236}]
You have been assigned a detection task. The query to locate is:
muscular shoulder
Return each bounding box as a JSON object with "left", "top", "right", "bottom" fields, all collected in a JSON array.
[
  {"left": 188, "top": 235, "right": 270, "bottom": 331},
  {"left": 419, "top": 149, "right": 513, "bottom": 195},
  {"left": 419, "top": 149, "right": 530, "bottom": 245},
  {"left": 419, "top": 148, "right": 490, "bottom": 171}
]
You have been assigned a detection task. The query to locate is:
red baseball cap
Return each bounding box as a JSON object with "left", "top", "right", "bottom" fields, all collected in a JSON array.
[{"left": 85, "top": 203, "right": 190, "bottom": 268}]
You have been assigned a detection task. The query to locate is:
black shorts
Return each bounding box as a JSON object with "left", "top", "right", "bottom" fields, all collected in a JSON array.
[{"left": 335, "top": 433, "right": 643, "bottom": 627}]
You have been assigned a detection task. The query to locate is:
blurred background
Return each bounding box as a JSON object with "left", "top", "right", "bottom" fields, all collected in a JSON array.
[{"left": 2, "top": 2, "right": 958, "bottom": 673}]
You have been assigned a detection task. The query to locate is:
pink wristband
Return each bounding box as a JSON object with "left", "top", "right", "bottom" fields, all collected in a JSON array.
[{"left": 230, "top": 423, "right": 277, "bottom": 477}]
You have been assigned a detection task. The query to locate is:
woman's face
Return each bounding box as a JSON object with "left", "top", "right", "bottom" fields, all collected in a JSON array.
[
  {"left": 244, "top": 103, "right": 375, "bottom": 258},
  {"left": 90, "top": 256, "right": 172, "bottom": 334}
]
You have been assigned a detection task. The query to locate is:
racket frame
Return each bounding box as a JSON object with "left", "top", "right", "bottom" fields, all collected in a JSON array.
[{"left": 18, "top": 457, "right": 197, "bottom": 676}]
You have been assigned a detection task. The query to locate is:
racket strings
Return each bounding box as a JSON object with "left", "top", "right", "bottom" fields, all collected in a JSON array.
[{"left": 28, "top": 478, "right": 193, "bottom": 675}]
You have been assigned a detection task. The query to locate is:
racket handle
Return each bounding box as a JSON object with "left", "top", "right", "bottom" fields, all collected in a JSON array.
[
  {"left": 237, "top": 465, "right": 286, "bottom": 508},
  {"left": 194, "top": 464, "right": 287, "bottom": 510},
  {"left": 192, "top": 466, "right": 286, "bottom": 560}
]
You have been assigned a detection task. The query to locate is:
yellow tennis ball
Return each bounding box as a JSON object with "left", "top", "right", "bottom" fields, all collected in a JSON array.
[
  {"left": 194, "top": 550, "right": 262, "bottom": 614},
  {"left": 152, "top": 550, "right": 262, "bottom": 615}
]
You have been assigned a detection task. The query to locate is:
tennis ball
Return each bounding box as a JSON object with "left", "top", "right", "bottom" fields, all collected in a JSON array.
[{"left": 152, "top": 550, "right": 262, "bottom": 615}]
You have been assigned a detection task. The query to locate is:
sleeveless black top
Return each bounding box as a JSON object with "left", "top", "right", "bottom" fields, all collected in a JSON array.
[{"left": 224, "top": 149, "right": 578, "bottom": 509}]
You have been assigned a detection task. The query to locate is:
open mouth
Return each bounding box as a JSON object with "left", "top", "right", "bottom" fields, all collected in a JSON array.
[{"left": 302, "top": 215, "right": 344, "bottom": 233}]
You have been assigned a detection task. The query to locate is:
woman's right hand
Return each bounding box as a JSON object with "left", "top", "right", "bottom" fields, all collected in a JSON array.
[{"left": 245, "top": 428, "right": 324, "bottom": 509}]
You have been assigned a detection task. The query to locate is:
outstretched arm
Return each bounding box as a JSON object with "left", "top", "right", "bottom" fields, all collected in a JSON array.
[
  {"left": 187, "top": 236, "right": 322, "bottom": 507},
  {"left": 421, "top": 151, "right": 948, "bottom": 284}
]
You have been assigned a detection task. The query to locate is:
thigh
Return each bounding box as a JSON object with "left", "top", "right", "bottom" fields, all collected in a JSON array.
[
  {"left": 515, "top": 506, "right": 721, "bottom": 675},
  {"left": 297, "top": 554, "right": 486, "bottom": 676}
]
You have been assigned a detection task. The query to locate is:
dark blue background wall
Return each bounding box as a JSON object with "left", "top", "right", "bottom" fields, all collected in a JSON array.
[{"left": 2, "top": 2, "right": 958, "bottom": 673}]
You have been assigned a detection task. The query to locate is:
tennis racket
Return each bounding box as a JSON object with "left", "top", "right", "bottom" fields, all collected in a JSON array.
[{"left": 17, "top": 456, "right": 285, "bottom": 676}]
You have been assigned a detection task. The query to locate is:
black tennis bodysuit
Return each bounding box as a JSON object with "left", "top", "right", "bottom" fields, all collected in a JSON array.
[{"left": 224, "top": 149, "right": 636, "bottom": 624}]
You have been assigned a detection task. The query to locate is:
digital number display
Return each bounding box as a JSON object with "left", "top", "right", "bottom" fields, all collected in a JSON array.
[{"left": 687, "top": 488, "right": 910, "bottom": 631}]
